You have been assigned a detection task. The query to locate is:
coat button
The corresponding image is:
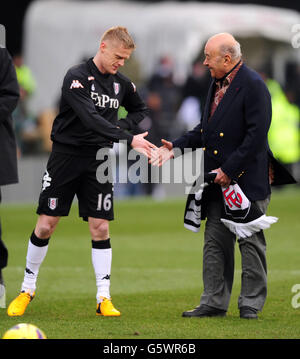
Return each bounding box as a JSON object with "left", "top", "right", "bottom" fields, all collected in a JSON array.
[
  {"left": 213, "top": 150, "right": 218, "bottom": 155},
  {"left": 200, "top": 128, "right": 203, "bottom": 133},
  {"left": 219, "top": 132, "right": 224, "bottom": 137},
  {"left": 203, "top": 147, "right": 206, "bottom": 151}
]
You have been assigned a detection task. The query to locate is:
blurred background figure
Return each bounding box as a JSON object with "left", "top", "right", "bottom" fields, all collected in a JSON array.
[
  {"left": 177, "top": 59, "right": 211, "bottom": 131},
  {"left": 285, "top": 63, "right": 300, "bottom": 109},
  {"left": 143, "top": 55, "right": 182, "bottom": 198},
  {"left": 12, "top": 54, "right": 38, "bottom": 155},
  {"left": 145, "top": 55, "right": 182, "bottom": 145},
  {"left": 260, "top": 70, "right": 300, "bottom": 183}
]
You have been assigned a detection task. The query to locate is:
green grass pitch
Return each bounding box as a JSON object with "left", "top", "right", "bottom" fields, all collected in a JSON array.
[{"left": 0, "top": 185, "right": 300, "bottom": 339}]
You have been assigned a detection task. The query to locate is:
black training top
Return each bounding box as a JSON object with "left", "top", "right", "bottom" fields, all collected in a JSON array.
[{"left": 51, "top": 58, "right": 148, "bottom": 156}]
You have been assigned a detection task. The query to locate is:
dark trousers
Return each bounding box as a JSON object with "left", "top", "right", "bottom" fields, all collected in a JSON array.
[
  {"left": 0, "top": 189, "right": 8, "bottom": 271},
  {"left": 199, "top": 195, "right": 270, "bottom": 311}
]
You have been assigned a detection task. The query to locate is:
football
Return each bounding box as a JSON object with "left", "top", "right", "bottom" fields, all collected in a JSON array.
[{"left": 2, "top": 323, "right": 47, "bottom": 339}]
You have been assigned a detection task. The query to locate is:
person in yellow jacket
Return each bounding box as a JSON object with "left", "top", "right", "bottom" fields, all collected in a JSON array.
[
  {"left": 12, "top": 54, "right": 37, "bottom": 153},
  {"left": 13, "top": 54, "right": 36, "bottom": 97},
  {"left": 266, "top": 77, "right": 300, "bottom": 179}
]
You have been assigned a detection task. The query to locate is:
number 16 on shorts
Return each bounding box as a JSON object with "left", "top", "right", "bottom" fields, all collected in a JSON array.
[{"left": 97, "top": 193, "right": 112, "bottom": 211}]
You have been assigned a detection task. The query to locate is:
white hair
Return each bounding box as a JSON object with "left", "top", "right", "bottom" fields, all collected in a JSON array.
[{"left": 219, "top": 41, "right": 242, "bottom": 61}]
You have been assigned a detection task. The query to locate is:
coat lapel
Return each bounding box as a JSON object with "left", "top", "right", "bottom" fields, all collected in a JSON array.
[
  {"left": 204, "top": 65, "right": 245, "bottom": 137},
  {"left": 202, "top": 80, "right": 214, "bottom": 133}
]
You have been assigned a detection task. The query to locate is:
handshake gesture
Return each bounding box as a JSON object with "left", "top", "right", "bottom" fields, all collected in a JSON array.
[
  {"left": 149, "top": 139, "right": 174, "bottom": 167},
  {"left": 130, "top": 133, "right": 174, "bottom": 166},
  {"left": 149, "top": 138, "right": 231, "bottom": 187},
  {"left": 132, "top": 134, "right": 231, "bottom": 187}
]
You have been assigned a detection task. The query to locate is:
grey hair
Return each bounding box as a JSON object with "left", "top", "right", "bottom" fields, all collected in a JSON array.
[{"left": 219, "top": 41, "right": 242, "bottom": 61}]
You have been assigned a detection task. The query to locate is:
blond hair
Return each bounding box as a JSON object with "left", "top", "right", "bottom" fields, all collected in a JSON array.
[{"left": 100, "top": 26, "right": 136, "bottom": 49}]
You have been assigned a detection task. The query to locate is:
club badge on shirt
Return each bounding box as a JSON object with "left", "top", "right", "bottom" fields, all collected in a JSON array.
[{"left": 113, "top": 82, "right": 120, "bottom": 95}]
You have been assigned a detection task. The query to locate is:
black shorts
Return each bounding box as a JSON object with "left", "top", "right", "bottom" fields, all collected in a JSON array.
[{"left": 36, "top": 151, "right": 114, "bottom": 221}]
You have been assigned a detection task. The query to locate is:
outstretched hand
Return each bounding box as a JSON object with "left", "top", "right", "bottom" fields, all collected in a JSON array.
[{"left": 131, "top": 132, "right": 157, "bottom": 158}]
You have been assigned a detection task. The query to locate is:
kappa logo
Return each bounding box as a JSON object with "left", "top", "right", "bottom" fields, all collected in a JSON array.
[
  {"left": 113, "top": 82, "right": 120, "bottom": 95},
  {"left": 42, "top": 170, "right": 52, "bottom": 191},
  {"left": 48, "top": 198, "right": 58, "bottom": 210},
  {"left": 25, "top": 267, "right": 35, "bottom": 275},
  {"left": 70, "top": 80, "right": 84, "bottom": 89},
  {"left": 101, "top": 274, "right": 111, "bottom": 280}
]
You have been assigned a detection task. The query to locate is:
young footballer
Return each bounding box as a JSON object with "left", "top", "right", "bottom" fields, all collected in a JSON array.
[{"left": 8, "top": 26, "right": 155, "bottom": 317}]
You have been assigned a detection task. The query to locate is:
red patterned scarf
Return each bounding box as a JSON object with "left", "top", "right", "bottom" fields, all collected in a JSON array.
[{"left": 209, "top": 60, "right": 243, "bottom": 120}]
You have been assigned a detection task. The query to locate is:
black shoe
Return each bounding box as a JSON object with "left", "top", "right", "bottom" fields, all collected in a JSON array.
[
  {"left": 240, "top": 306, "right": 258, "bottom": 319},
  {"left": 182, "top": 304, "right": 226, "bottom": 318}
]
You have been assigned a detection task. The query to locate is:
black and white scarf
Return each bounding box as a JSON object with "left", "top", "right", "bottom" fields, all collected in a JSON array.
[{"left": 184, "top": 173, "right": 278, "bottom": 238}]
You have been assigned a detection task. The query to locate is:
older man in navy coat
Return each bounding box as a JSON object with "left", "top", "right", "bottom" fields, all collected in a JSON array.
[{"left": 152, "top": 33, "right": 278, "bottom": 319}]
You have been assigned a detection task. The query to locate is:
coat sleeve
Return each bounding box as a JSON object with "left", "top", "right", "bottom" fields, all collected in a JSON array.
[
  {"left": 0, "top": 48, "right": 20, "bottom": 123},
  {"left": 118, "top": 80, "right": 149, "bottom": 131},
  {"left": 172, "top": 123, "right": 203, "bottom": 152},
  {"left": 62, "top": 70, "right": 133, "bottom": 144},
  {"left": 221, "top": 78, "right": 272, "bottom": 179}
]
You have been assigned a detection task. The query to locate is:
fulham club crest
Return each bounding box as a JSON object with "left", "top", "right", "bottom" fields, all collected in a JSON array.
[
  {"left": 48, "top": 198, "right": 58, "bottom": 210},
  {"left": 113, "top": 82, "right": 120, "bottom": 95}
]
